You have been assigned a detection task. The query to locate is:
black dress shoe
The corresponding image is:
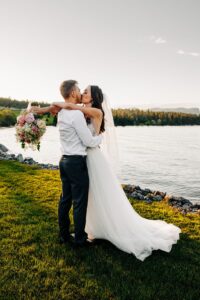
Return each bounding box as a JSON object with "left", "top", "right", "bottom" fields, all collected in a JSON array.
[
  {"left": 87, "top": 238, "right": 101, "bottom": 245},
  {"left": 59, "top": 235, "right": 74, "bottom": 245},
  {"left": 72, "top": 238, "right": 94, "bottom": 248}
]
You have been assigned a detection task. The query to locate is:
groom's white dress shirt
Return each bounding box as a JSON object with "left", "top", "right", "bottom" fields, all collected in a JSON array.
[{"left": 57, "top": 109, "right": 102, "bottom": 156}]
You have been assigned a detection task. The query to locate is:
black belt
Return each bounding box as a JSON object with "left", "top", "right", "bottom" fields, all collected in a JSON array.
[{"left": 61, "top": 155, "right": 86, "bottom": 158}]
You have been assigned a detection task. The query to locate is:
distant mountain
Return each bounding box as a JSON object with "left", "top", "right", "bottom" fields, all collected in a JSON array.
[{"left": 148, "top": 107, "right": 200, "bottom": 115}]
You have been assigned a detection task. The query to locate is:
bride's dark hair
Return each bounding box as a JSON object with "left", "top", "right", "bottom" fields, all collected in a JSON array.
[{"left": 88, "top": 85, "right": 105, "bottom": 133}]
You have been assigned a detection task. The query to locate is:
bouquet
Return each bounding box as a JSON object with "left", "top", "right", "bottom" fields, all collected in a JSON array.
[{"left": 15, "top": 104, "right": 46, "bottom": 151}]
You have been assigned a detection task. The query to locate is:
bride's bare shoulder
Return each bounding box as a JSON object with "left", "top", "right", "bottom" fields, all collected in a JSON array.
[{"left": 80, "top": 107, "right": 102, "bottom": 119}]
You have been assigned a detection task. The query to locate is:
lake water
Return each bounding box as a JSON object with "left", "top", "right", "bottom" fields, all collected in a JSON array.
[{"left": 0, "top": 126, "right": 199, "bottom": 204}]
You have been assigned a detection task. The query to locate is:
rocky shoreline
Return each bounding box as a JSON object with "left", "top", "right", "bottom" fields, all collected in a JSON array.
[
  {"left": 0, "top": 143, "right": 199, "bottom": 215},
  {"left": 123, "top": 185, "right": 200, "bottom": 214},
  {"left": 0, "top": 144, "right": 58, "bottom": 170}
]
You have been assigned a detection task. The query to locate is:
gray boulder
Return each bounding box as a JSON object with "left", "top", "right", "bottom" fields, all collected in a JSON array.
[
  {"left": 137, "top": 193, "right": 145, "bottom": 200},
  {"left": 0, "top": 144, "right": 9, "bottom": 152},
  {"left": 152, "top": 195, "right": 163, "bottom": 201},
  {"left": 143, "top": 188, "right": 152, "bottom": 195},
  {"left": 16, "top": 154, "right": 24, "bottom": 163},
  {"left": 168, "top": 195, "right": 192, "bottom": 206},
  {"left": 123, "top": 185, "right": 136, "bottom": 193},
  {"left": 145, "top": 199, "right": 152, "bottom": 204},
  {"left": 130, "top": 191, "right": 145, "bottom": 200},
  {"left": 0, "top": 149, "right": 7, "bottom": 157},
  {"left": 135, "top": 185, "right": 142, "bottom": 191},
  {"left": 24, "top": 157, "right": 36, "bottom": 164},
  {"left": 153, "top": 190, "right": 166, "bottom": 198},
  {"left": 5, "top": 154, "right": 13, "bottom": 160},
  {"left": 130, "top": 191, "right": 139, "bottom": 198}
]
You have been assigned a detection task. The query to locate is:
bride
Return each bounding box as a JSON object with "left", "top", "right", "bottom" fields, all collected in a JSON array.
[{"left": 52, "top": 85, "right": 181, "bottom": 261}]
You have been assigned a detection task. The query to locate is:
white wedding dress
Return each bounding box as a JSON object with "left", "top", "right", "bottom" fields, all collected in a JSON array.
[{"left": 85, "top": 123, "right": 181, "bottom": 261}]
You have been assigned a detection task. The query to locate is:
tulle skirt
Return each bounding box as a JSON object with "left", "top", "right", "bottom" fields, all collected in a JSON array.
[{"left": 85, "top": 147, "right": 181, "bottom": 261}]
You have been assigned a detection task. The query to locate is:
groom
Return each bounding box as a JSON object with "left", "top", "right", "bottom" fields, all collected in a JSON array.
[{"left": 57, "top": 80, "right": 102, "bottom": 246}]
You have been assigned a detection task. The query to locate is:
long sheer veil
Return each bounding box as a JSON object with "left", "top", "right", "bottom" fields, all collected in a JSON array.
[{"left": 100, "top": 96, "right": 119, "bottom": 172}]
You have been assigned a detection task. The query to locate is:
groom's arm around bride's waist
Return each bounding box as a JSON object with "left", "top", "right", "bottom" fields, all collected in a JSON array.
[{"left": 73, "top": 110, "right": 102, "bottom": 148}]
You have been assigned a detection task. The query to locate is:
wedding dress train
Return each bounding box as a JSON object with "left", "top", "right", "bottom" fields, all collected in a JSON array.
[{"left": 85, "top": 125, "right": 181, "bottom": 261}]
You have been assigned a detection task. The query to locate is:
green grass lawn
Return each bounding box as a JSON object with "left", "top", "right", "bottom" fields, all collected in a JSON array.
[{"left": 0, "top": 160, "right": 199, "bottom": 300}]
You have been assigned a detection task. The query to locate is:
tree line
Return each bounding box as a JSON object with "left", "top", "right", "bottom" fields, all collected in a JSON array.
[
  {"left": 1, "top": 97, "right": 200, "bottom": 126},
  {"left": 0, "top": 97, "right": 48, "bottom": 109},
  {"left": 112, "top": 108, "right": 200, "bottom": 126}
]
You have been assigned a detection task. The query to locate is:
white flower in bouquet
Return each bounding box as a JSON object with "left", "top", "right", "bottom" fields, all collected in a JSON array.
[
  {"left": 15, "top": 104, "right": 46, "bottom": 151},
  {"left": 37, "top": 119, "right": 46, "bottom": 129}
]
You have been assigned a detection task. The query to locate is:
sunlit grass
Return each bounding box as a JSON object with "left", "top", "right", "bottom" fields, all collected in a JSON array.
[{"left": 0, "top": 160, "right": 199, "bottom": 300}]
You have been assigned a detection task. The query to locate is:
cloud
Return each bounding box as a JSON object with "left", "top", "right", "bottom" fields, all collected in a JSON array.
[
  {"left": 155, "top": 37, "right": 167, "bottom": 44},
  {"left": 149, "top": 35, "right": 167, "bottom": 44},
  {"left": 177, "top": 49, "right": 185, "bottom": 55},
  {"left": 177, "top": 49, "right": 200, "bottom": 57},
  {"left": 189, "top": 52, "right": 200, "bottom": 57}
]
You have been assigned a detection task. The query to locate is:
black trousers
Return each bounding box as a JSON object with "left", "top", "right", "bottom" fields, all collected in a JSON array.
[{"left": 58, "top": 155, "right": 89, "bottom": 244}]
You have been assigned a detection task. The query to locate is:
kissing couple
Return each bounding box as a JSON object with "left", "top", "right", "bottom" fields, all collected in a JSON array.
[{"left": 31, "top": 80, "right": 181, "bottom": 261}]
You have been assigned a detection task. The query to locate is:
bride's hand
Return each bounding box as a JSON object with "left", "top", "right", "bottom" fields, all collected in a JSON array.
[
  {"left": 30, "top": 106, "right": 41, "bottom": 114},
  {"left": 30, "top": 105, "right": 54, "bottom": 115}
]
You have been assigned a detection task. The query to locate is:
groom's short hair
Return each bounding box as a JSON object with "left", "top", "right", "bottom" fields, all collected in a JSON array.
[{"left": 60, "top": 80, "right": 78, "bottom": 99}]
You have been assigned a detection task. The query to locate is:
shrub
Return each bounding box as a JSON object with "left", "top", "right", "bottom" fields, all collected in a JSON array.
[{"left": 0, "top": 109, "right": 16, "bottom": 127}]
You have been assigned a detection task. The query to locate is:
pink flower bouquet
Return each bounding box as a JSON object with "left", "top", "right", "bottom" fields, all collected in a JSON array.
[{"left": 15, "top": 108, "right": 46, "bottom": 151}]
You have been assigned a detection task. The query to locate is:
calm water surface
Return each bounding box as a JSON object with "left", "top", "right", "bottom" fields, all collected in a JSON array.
[{"left": 0, "top": 126, "right": 199, "bottom": 203}]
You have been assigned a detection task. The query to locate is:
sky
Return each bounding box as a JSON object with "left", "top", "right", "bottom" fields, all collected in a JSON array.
[{"left": 0, "top": 0, "right": 200, "bottom": 108}]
